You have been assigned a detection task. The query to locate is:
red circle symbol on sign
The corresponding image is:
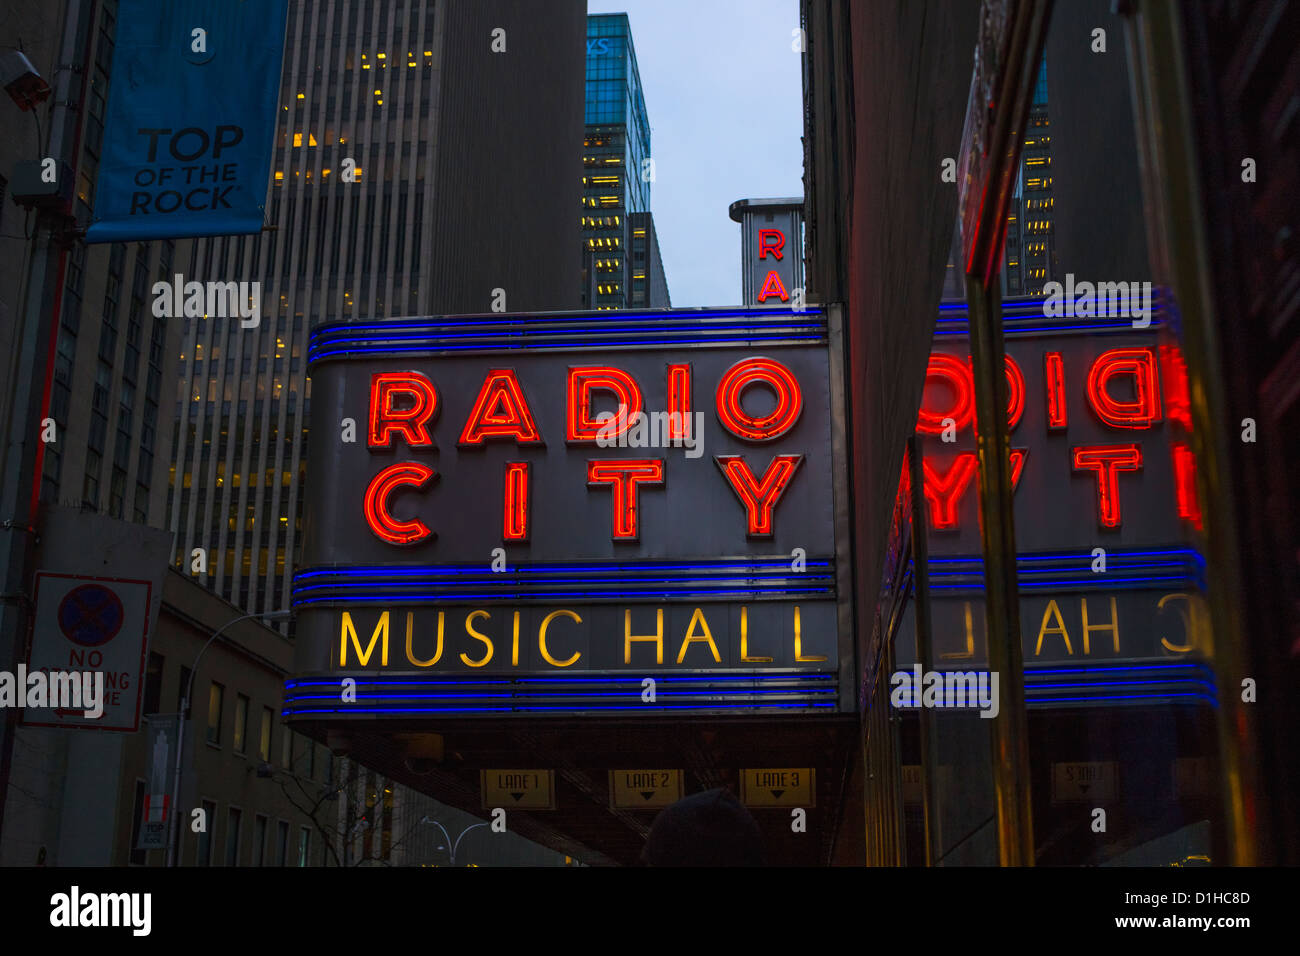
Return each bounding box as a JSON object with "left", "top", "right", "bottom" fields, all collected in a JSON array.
[{"left": 57, "top": 584, "right": 125, "bottom": 646}]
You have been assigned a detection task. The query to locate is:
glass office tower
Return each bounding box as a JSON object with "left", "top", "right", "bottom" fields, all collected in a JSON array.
[{"left": 582, "top": 13, "right": 652, "bottom": 310}]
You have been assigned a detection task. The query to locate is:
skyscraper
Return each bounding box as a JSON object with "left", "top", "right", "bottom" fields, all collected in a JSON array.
[
  {"left": 581, "top": 12, "right": 654, "bottom": 310},
  {"left": 1001, "top": 59, "right": 1057, "bottom": 296},
  {"left": 166, "top": 0, "right": 585, "bottom": 620}
]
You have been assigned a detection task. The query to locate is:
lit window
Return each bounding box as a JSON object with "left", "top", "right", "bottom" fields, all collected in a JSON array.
[
  {"left": 234, "top": 694, "right": 249, "bottom": 753},
  {"left": 207, "top": 682, "right": 224, "bottom": 745}
]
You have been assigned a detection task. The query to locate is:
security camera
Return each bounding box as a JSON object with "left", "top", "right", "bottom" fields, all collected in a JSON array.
[{"left": 0, "top": 50, "right": 51, "bottom": 111}]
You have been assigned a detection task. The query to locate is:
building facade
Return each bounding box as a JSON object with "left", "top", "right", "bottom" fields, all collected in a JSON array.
[
  {"left": 0, "top": 0, "right": 186, "bottom": 528},
  {"left": 0, "top": 0, "right": 191, "bottom": 850},
  {"left": 627, "top": 211, "right": 670, "bottom": 307},
  {"left": 581, "top": 13, "right": 652, "bottom": 310},
  {"left": 166, "top": 0, "right": 586, "bottom": 622},
  {"left": 4, "top": 557, "right": 562, "bottom": 867}
]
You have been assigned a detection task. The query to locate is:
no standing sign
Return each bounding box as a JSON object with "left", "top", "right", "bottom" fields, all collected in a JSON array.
[{"left": 21, "top": 572, "right": 153, "bottom": 732}]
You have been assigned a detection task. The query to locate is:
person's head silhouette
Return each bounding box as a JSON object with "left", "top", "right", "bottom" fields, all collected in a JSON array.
[{"left": 640, "top": 787, "right": 765, "bottom": 866}]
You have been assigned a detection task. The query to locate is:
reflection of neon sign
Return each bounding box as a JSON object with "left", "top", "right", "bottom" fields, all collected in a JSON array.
[
  {"left": 916, "top": 344, "right": 1181, "bottom": 530},
  {"left": 360, "top": 358, "right": 810, "bottom": 545}
]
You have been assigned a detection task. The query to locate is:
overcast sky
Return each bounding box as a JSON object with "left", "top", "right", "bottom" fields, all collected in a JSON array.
[{"left": 586, "top": 0, "right": 804, "bottom": 307}]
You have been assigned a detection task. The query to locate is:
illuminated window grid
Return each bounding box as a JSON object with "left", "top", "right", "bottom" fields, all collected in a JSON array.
[{"left": 168, "top": 0, "right": 446, "bottom": 623}]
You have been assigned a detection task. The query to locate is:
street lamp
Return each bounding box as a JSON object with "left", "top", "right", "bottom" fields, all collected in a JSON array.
[
  {"left": 421, "top": 816, "right": 489, "bottom": 867},
  {"left": 166, "top": 608, "right": 291, "bottom": 866}
]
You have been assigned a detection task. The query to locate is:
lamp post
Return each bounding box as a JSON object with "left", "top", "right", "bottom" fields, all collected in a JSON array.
[
  {"left": 423, "top": 817, "right": 489, "bottom": 867},
  {"left": 166, "top": 608, "right": 291, "bottom": 866}
]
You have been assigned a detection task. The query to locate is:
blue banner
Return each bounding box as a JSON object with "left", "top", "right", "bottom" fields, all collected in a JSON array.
[{"left": 85, "top": 0, "right": 288, "bottom": 243}]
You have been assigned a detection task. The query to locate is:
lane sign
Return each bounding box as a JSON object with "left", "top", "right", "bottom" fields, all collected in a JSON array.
[
  {"left": 609, "top": 769, "right": 684, "bottom": 809},
  {"left": 480, "top": 769, "right": 555, "bottom": 810},
  {"left": 740, "top": 768, "right": 815, "bottom": 807},
  {"left": 1051, "top": 761, "right": 1117, "bottom": 802}
]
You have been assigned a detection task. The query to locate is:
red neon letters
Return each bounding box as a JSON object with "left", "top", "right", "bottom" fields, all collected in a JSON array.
[
  {"left": 666, "top": 364, "right": 692, "bottom": 441},
  {"left": 587, "top": 459, "right": 665, "bottom": 540},
  {"left": 360, "top": 360, "right": 811, "bottom": 546},
  {"left": 917, "top": 344, "right": 1174, "bottom": 530},
  {"left": 1086, "top": 347, "right": 1162, "bottom": 429},
  {"left": 1004, "top": 356, "right": 1026, "bottom": 431},
  {"left": 368, "top": 372, "right": 438, "bottom": 448},
  {"left": 757, "top": 270, "right": 789, "bottom": 303},
  {"left": 363, "top": 462, "right": 437, "bottom": 545},
  {"left": 1044, "top": 352, "right": 1067, "bottom": 429},
  {"left": 758, "top": 229, "right": 785, "bottom": 260},
  {"left": 756, "top": 228, "right": 789, "bottom": 302},
  {"left": 921, "top": 454, "right": 979, "bottom": 530},
  {"left": 715, "top": 454, "right": 804, "bottom": 536},
  {"left": 1072, "top": 444, "right": 1142, "bottom": 528},
  {"left": 566, "top": 366, "right": 644, "bottom": 441},
  {"left": 1160, "top": 344, "right": 1192, "bottom": 430},
  {"left": 916, "top": 354, "right": 1023, "bottom": 435},
  {"left": 916, "top": 354, "right": 975, "bottom": 435},
  {"left": 716, "top": 357, "right": 803, "bottom": 441},
  {"left": 1171, "top": 443, "right": 1203, "bottom": 530},
  {"left": 920, "top": 450, "right": 1027, "bottom": 530},
  {"left": 502, "top": 461, "right": 530, "bottom": 541},
  {"left": 459, "top": 369, "right": 542, "bottom": 445}
]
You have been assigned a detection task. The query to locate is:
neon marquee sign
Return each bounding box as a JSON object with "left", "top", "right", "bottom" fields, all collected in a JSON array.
[{"left": 290, "top": 307, "right": 849, "bottom": 712}]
